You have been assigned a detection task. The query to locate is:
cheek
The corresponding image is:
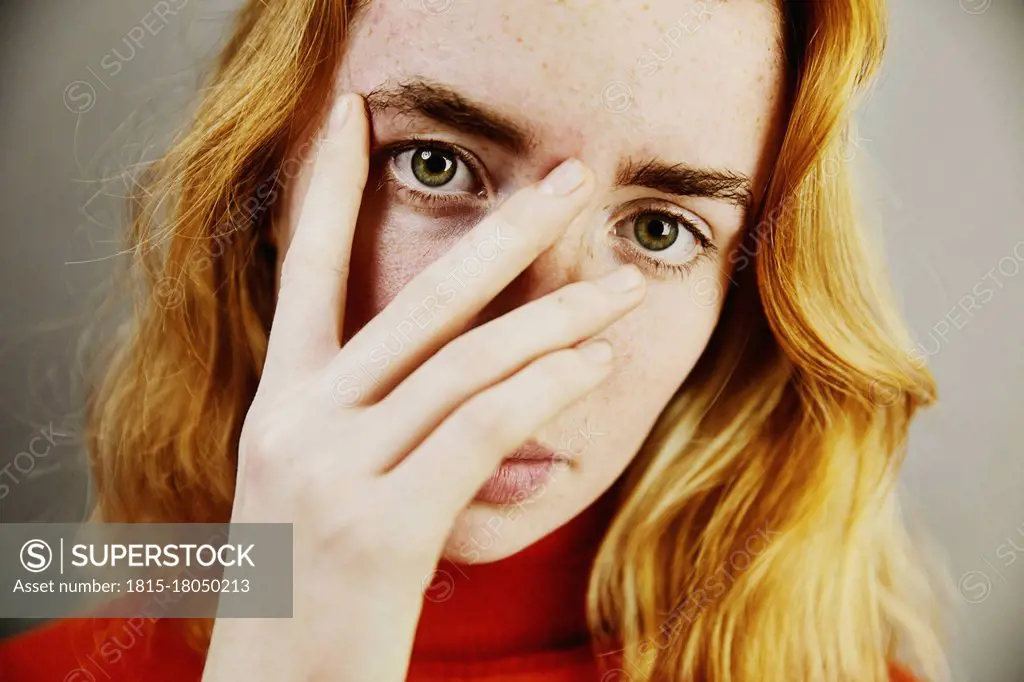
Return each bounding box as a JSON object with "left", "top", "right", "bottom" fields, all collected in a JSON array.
[
  {"left": 343, "top": 184, "right": 467, "bottom": 336},
  {"left": 594, "top": 274, "right": 726, "bottom": 434}
]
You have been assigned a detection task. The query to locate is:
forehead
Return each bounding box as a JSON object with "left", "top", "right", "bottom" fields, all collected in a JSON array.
[{"left": 341, "top": 0, "right": 785, "bottom": 178}]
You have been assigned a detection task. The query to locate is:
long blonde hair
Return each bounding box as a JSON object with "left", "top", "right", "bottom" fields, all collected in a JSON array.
[{"left": 87, "top": 1, "right": 943, "bottom": 680}]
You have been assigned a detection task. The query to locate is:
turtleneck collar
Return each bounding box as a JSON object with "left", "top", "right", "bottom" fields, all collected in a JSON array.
[{"left": 411, "top": 482, "right": 620, "bottom": 664}]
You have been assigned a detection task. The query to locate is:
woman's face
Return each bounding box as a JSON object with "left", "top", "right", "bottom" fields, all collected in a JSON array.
[{"left": 277, "top": 0, "right": 786, "bottom": 562}]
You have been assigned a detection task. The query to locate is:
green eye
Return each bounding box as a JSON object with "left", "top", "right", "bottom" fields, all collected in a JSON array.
[
  {"left": 410, "top": 146, "right": 457, "bottom": 187},
  {"left": 633, "top": 212, "right": 679, "bottom": 252}
]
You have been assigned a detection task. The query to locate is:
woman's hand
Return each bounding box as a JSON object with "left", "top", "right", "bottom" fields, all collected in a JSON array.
[{"left": 201, "top": 93, "right": 646, "bottom": 682}]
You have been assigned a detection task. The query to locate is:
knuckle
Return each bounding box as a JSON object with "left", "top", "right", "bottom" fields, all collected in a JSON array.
[
  {"left": 242, "top": 414, "right": 291, "bottom": 464},
  {"left": 238, "top": 414, "right": 305, "bottom": 492}
]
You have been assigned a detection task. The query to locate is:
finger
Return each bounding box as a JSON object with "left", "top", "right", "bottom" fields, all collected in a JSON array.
[
  {"left": 331, "top": 158, "right": 595, "bottom": 402},
  {"left": 364, "top": 265, "right": 644, "bottom": 467},
  {"left": 263, "top": 93, "right": 369, "bottom": 387},
  {"left": 385, "top": 340, "right": 615, "bottom": 522}
]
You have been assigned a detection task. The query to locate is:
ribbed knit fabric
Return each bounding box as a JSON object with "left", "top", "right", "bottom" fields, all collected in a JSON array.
[{"left": 405, "top": 488, "right": 617, "bottom": 681}]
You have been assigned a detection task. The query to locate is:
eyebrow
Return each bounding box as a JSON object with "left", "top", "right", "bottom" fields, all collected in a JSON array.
[
  {"left": 615, "top": 158, "right": 753, "bottom": 212},
  {"left": 364, "top": 78, "right": 753, "bottom": 211},
  {"left": 365, "top": 78, "right": 534, "bottom": 155}
]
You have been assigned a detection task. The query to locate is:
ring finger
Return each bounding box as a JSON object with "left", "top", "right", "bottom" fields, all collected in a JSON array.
[{"left": 367, "top": 265, "right": 645, "bottom": 470}]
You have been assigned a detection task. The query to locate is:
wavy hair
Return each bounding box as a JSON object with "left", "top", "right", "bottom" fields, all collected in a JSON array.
[{"left": 86, "top": 1, "right": 944, "bottom": 680}]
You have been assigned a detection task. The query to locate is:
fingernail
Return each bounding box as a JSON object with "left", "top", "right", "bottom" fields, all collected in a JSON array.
[
  {"left": 539, "top": 159, "right": 587, "bottom": 196},
  {"left": 596, "top": 265, "right": 644, "bottom": 293},
  {"left": 578, "top": 339, "right": 614, "bottom": 364},
  {"left": 329, "top": 95, "right": 352, "bottom": 131}
]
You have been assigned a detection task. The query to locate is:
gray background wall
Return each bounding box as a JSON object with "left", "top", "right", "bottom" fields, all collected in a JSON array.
[{"left": 0, "top": 1, "right": 1021, "bottom": 680}]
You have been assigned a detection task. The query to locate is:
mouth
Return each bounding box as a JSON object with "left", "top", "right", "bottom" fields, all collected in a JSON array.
[
  {"left": 473, "top": 440, "right": 569, "bottom": 505},
  {"left": 505, "top": 440, "right": 565, "bottom": 463}
]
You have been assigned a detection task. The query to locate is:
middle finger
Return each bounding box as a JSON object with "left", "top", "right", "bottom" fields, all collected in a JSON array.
[{"left": 331, "top": 158, "right": 596, "bottom": 403}]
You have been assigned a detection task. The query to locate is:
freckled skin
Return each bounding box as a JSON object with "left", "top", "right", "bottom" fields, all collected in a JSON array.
[{"left": 278, "top": 0, "right": 787, "bottom": 562}]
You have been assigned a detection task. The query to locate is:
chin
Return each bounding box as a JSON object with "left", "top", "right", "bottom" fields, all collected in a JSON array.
[
  {"left": 438, "top": 479, "right": 579, "bottom": 564},
  {"left": 441, "top": 498, "right": 555, "bottom": 564},
  {"left": 441, "top": 465, "right": 617, "bottom": 565}
]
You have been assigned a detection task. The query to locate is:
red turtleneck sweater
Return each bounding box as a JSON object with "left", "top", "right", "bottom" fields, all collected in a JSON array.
[
  {"left": 0, "top": 490, "right": 917, "bottom": 682},
  {"left": 0, "top": 492, "right": 612, "bottom": 682}
]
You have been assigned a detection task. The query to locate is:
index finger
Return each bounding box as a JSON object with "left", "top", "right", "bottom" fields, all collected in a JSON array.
[{"left": 263, "top": 93, "right": 369, "bottom": 386}]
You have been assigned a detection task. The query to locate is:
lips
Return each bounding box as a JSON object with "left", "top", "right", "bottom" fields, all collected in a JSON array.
[
  {"left": 506, "top": 440, "right": 562, "bottom": 462},
  {"left": 473, "top": 440, "right": 567, "bottom": 505}
]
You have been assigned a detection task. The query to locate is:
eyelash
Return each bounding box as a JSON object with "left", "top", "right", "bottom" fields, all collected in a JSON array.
[
  {"left": 380, "top": 139, "right": 717, "bottom": 279},
  {"left": 378, "top": 138, "right": 491, "bottom": 212},
  {"left": 609, "top": 209, "right": 717, "bottom": 279}
]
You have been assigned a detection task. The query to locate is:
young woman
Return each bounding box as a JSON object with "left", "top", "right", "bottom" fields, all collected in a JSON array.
[{"left": 1, "top": 0, "right": 943, "bottom": 680}]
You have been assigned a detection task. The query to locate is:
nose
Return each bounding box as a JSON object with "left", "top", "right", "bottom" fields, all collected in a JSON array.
[{"left": 468, "top": 230, "right": 585, "bottom": 331}]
